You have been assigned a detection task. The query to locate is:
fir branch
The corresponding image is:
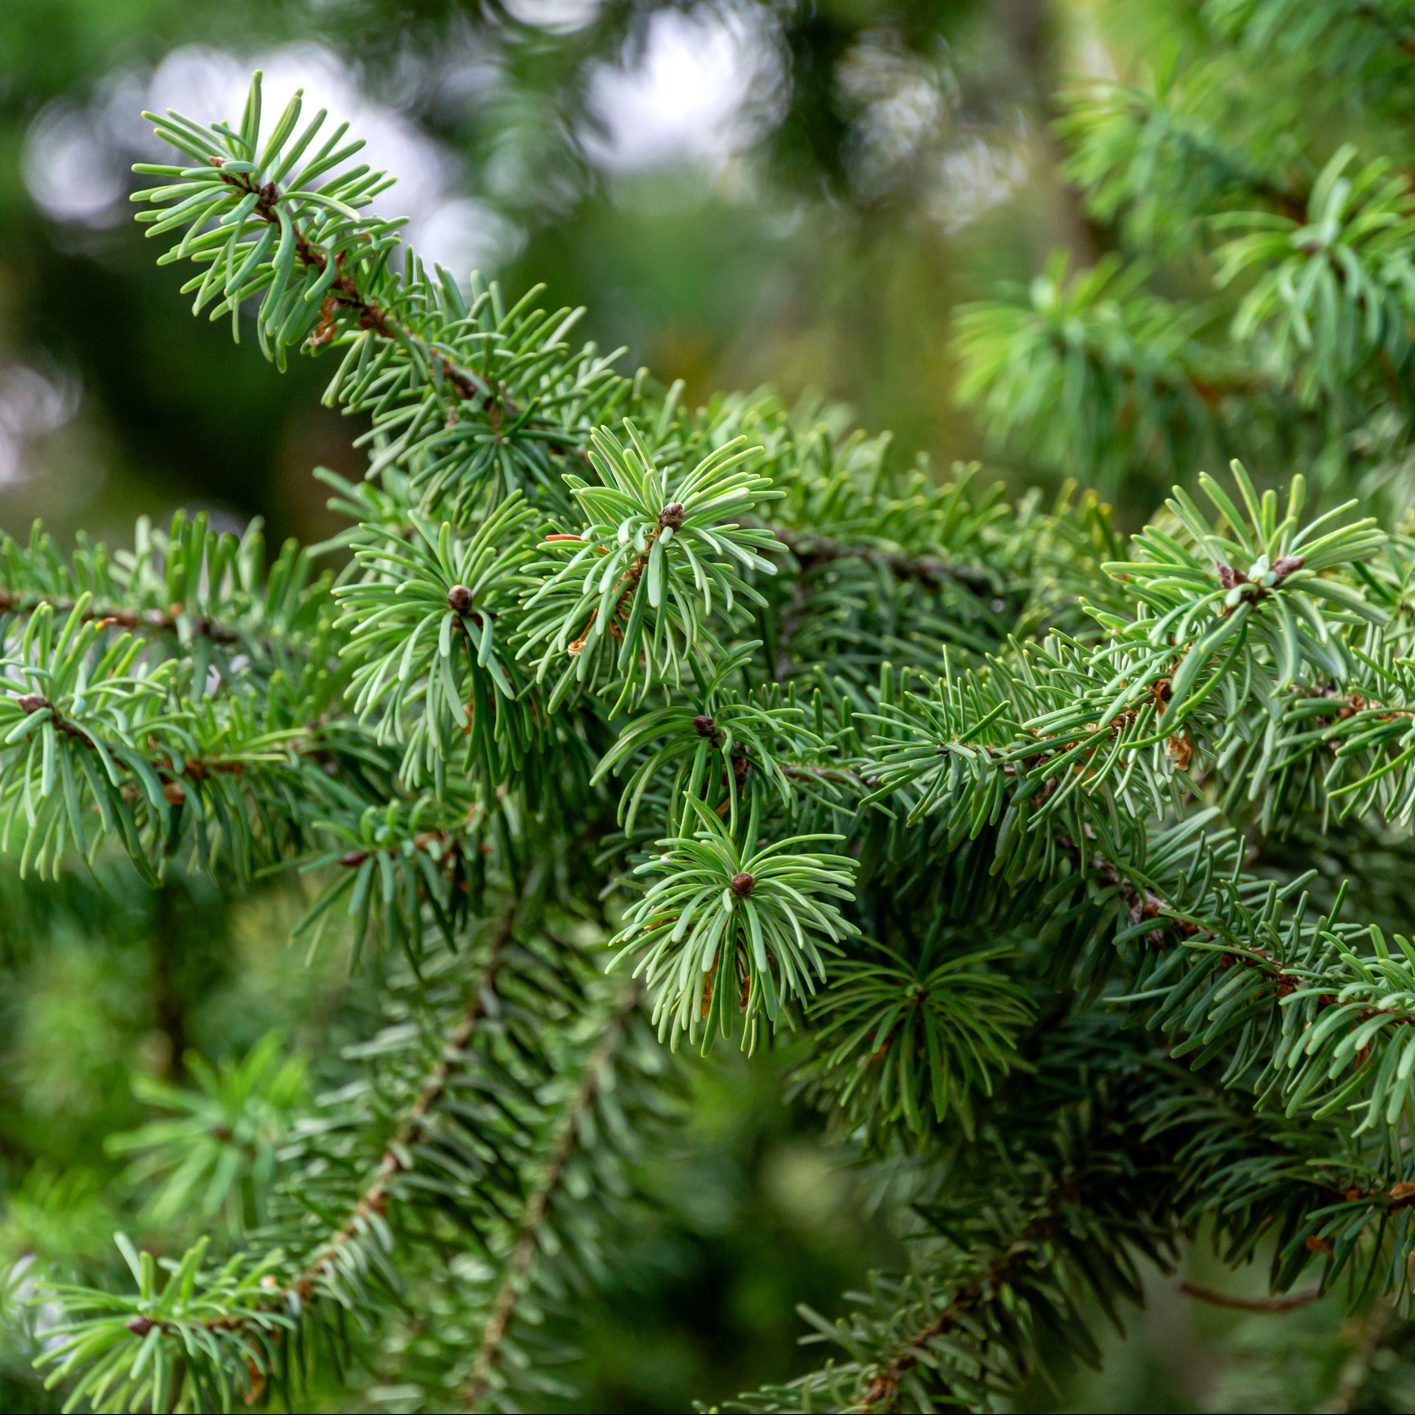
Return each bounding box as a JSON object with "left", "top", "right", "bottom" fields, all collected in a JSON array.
[
  {"left": 852, "top": 1191, "right": 1075, "bottom": 1415},
  {"left": 34, "top": 899, "right": 630, "bottom": 1412},
  {"left": 288, "top": 900, "right": 522, "bottom": 1312},
  {"left": 0, "top": 512, "right": 332, "bottom": 666},
  {"left": 133, "top": 79, "right": 627, "bottom": 516},
  {"left": 463, "top": 980, "right": 640, "bottom": 1411},
  {"left": 212, "top": 162, "right": 510, "bottom": 416},
  {"left": 0, "top": 587, "right": 249, "bottom": 646},
  {"left": 26, "top": 46, "right": 1415, "bottom": 1414},
  {"left": 99, "top": 901, "right": 521, "bottom": 1350}
]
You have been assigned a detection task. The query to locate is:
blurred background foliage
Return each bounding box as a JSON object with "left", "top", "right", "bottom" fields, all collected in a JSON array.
[
  {"left": 0, "top": 0, "right": 1100, "bottom": 549},
  {"left": 1, "top": 1, "right": 1406, "bottom": 1409}
]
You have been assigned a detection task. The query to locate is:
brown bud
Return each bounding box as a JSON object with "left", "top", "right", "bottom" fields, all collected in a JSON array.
[
  {"left": 339, "top": 849, "right": 369, "bottom": 868},
  {"left": 1271, "top": 554, "right": 1305, "bottom": 579},
  {"left": 126, "top": 1315, "right": 155, "bottom": 1336},
  {"left": 162, "top": 781, "right": 188, "bottom": 807},
  {"left": 729, "top": 871, "right": 755, "bottom": 898},
  {"left": 258, "top": 180, "right": 277, "bottom": 206},
  {"left": 14, "top": 693, "right": 46, "bottom": 715},
  {"left": 1217, "top": 563, "right": 1246, "bottom": 589},
  {"left": 658, "top": 502, "right": 685, "bottom": 530},
  {"left": 446, "top": 584, "right": 474, "bottom": 616},
  {"left": 692, "top": 714, "right": 719, "bottom": 740}
]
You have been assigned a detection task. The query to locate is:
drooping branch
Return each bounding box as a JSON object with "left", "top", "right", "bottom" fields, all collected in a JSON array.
[
  {"left": 853, "top": 1195, "right": 1072, "bottom": 1415},
  {"left": 4, "top": 688, "right": 339, "bottom": 808},
  {"left": 289, "top": 904, "right": 522, "bottom": 1307},
  {"left": 463, "top": 982, "right": 641, "bottom": 1412},
  {"left": 123, "top": 903, "right": 523, "bottom": 1362}
]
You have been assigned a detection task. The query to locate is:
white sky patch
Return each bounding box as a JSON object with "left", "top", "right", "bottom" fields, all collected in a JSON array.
[
  {"left": 838, "top": 34, "right": 957, "bottom": 195},
  {"left": 414, "top": 195, "right": 525, "bottom": 274},
  {"left": 22, "top": 64, "right": 157, "bottom": 230},
  {"left": 926, "top": 129, "right": 1029, "bottom": 235},
  {"left": 501, "top": 0, "right": 603, "bottom": 34},
  {"left": 0, "top": 362, "right": 82, "bottom": 486},
  {"left": 584, "top": 7, "right": 784, "bottom": 174}
]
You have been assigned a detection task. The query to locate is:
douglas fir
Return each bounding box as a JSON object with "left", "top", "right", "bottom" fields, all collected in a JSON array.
[{"left": 3, "top": 2, "right": 1415, "bottom": 1411}]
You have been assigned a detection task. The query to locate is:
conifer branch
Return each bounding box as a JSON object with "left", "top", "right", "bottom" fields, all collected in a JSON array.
[
  {"left": 288, "top": 900, "right": 522, "bottom": 1311},
  {"left": 464, "top": 981, "right": 640, "bottom": 1411},
  {"left": 93, "top": 902, "right": 521, "bottom": 1359},
  {"left": 853, "top": 1189, "right": 1077, "bottom": 1415},
  {"left": 17, "top": 31, "right": 1415, "bottom": 1410},
  {"left": 0, "top": 587, "right": 248, "bottom": 646},
  {"left": 213, "top": 163, "right": 510, "bottom": 415}
]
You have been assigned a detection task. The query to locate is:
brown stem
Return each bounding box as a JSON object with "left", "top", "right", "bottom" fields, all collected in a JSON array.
[
  {"left": 0, "top": 588, "right": 255, "bottom": 648},
  {"left": 1178, "top": 1280, "right": 1321, "bottom": 1313},
  {"left": 561, "top": 530, "right": 659, "bottom": 655},
  {"left": 8, "top": 691, "right": 333, "bottom": 802}
]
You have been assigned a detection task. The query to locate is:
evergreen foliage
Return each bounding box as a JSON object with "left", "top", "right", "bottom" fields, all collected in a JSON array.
[{"left": 4, "top": 2, "right": 1415, "bottom": 1410}]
